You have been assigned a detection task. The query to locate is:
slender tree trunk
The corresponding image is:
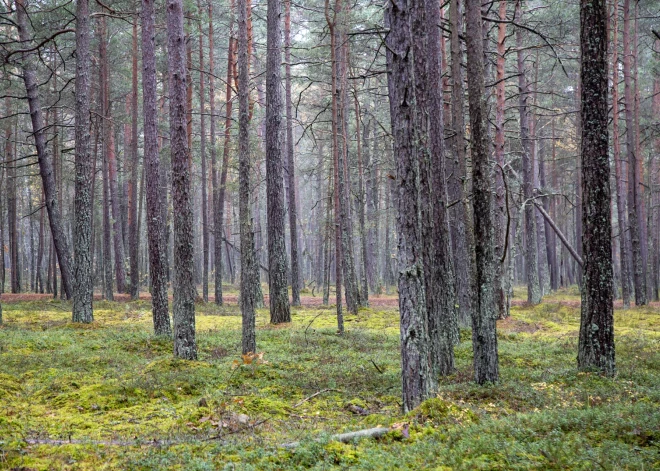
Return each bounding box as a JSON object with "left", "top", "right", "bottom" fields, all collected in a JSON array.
[
  {"left": 622, "top": 0, "right": 645, "bottom": 305},
  {"left": 578, "top": 0, "right": 615, "bottom": 375},
  {"left": 73, "top": 0, "right": 94, "bottom": 322},
  {"left": 265, "top": 0, "right": 292, "bottom": 324},
  {"left": 354, "top": 92, "right": 369, "bottom": 305},
  {"left": 198, "top": 8, "right": 209, "bottom": 303},
  {"left": 208, "top": 0, "right": 222, "bottom": 305},
  {"left": 142, "top": 0, "right": 171, "bottom": 334},
  {"left": 128, "top": 16, "right": 140, "bottom": 300},
  {"left": 652, "top": 40, "right": 660, "bottom": 301},
  {"left": 386, "top": 0, "right": 435, "bottom": 411},
  {"left": 516, "top": 0, "right": 541, "bottom": 305},
  {"left": 611, "top": 0, "right": 631, "bottom": 307},
  {"left": 466, "top": 0, "right": 499, "bottom": 384},
  {"left": 14, "top": 0, "right": 73, "bottom": 299},
  {"left": 167, "top": 0, "right": 197, "bottom": 358},
  {"left": 284, "top": 0, "right": 301, "bottom": 307},
  {"left": 449, "top": 0, "right": 473, "bottom": 327},
  {"left": 326, "top": 0, "right": 344, "bottom": 332},
  {"left": 238, "top": 0, "right": 258, "bottom": 353},
  {"left": 494, "top": 0, "right": 509, "bottom": 317},
  {"left": 6, "top": 99, "right": 18, "bottom": 294}
]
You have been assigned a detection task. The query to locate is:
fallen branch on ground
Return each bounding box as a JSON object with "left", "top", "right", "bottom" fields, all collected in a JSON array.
[{"left": 280, "top": 427, "right": 391, "bottom": 449}]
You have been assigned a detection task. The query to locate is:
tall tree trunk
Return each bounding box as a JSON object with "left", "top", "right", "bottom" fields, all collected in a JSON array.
[
  {"left": 284, "top": 0, "right": 301, "bottom": 307},
  {"left": 142, "top": 0, "right": 171, "bottom": 334},
  {"left": 326, "top": 0, "right": 344, "bottom": 332},
  {"left": 413, "top": 0, "right": 457, "bottom": 376},
  {"left": 449, "top": 0, "right": 473, "bottom": 327},
  {"left": 198, "top": 7, "right": 209, "bottom": 303},
  {"left": 266, "top": 0, "right": 292, "bottom": 324},
  {"left": 216, "top": 11, "right": 237, "bottom": 306},
  {"left": 129, "top": 15, "right": 140, "bottom": 300},
  {"left": 354, "top": 92, "right": 369, "bottom": 305},
  {"left": 652, "top": 40, "right": 660, "bottom": 301},
  {"left": 623, "top": 0, "right": 645, "bottom": 305},
  {"left": 516, "top": 0, "right": 541, "bottom": 305},
  {"left": 167, "top": 0, "right": 197, "bottom": 358},
  {"left": 466, "top": 0, "right": 499, "bottom": 384},
  {"left": 611, "top": 0, "right": 631, "bottom": 307},
  {"left": 73, "top": 0, "right": 94, "bottom": 323},
  {"left": 14, "top": 0, "right": 73, "bottom": 299},
  {"left": 494, "top": 0, "right": 510, "bottom": 317},
  {"left": 578, "top": 0, "right": 615, "bottom": 375},
  {"left": 238, "top": 0, "right": 258, "bottom": 353},
  {"left": 386, "top": 0, "right": 435, "bottom": 411},
  {"left": 6, "top": 98, "right": 18, "bottom": 294},
  {"left": 208, "top": 0, "right": 221, "bottom": 305}
]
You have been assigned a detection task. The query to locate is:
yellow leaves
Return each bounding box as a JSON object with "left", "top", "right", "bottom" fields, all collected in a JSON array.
[{"left": 232, "top": 352, "right": 268, "bottom": 370}]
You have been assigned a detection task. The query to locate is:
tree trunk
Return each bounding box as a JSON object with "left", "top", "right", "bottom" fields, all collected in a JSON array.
[
  {"left": 167, "top": 0, "right": 197, "bottom": 359},
  {"left": 411, "top": 0, "right": 457, "bottom": 377},
  {"left": 6, "top": 99, "right": 18, "bottom": 294},
  {"left": 266, "top": 0, "right": 292, "bottom": 324},
  {"left": 142, "top": 0, "right": 171, "bottom": 335},
  {"left": 577, "top": 0, "right": 615, "bottom": 375},
  {"left": 73, "top": 0, "right": 94, "bottom": 323},
  {"left": 516, "top": 0, "right": 541, "bottom": 305},
  {"left": 622, "top": 0, "right": 645, "bottom": 305},
  {"left": 610, "top": 0, "right": 631, "bottom": 307},
  {"left": 128, "top": 16, "right": 140, "bottom": 300},
  {"left": 326, "top": 0, "right": 344, "bottom": 333},
  {"left": 238, "top": 0, "right": 257, "bottom": 354},
  {"left": 198, "top": 8, "right": 209, "bottom": 303},
  {"left": 284, "top": 0, "right": 301, "bottom": 307},
  {"left": 449, "top": 0, "right": 473, "bottom": 327},
  {"left": 466, "top": 0, "right": 499, "bottom": 384},
  {"left": 14, "top": 0, "right": 73, "bottom": 299},
  {"left": 386, "top": 0, "right": 435, "bottom": 411}
]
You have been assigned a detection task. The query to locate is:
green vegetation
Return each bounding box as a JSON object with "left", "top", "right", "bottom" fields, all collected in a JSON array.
[{"left": 0, "top": 289, "right": 658, "bottom": 470}]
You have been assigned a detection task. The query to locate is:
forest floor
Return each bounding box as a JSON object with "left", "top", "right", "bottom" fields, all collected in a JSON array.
[{"left": 0, "top": 287, "right": 658, "bottom": 470}]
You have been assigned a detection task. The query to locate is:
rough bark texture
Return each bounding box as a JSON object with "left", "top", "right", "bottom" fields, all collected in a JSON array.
[
  {"left": 386, "top": 0, "right": 436, "bottom": 412},
  {"left": 72, "top": 0, "right": 94, "bottom": 323},
  {"left": 577, "top": 0, "right": 615, "bottom": 375},
  {"left": 238, "top": 0, "right": 257, "bottom": 354},
  {"left": 465, "top": 0, "right": 499, "bottom": 384},
  {"left": 411, "top": 0, "right": 457, "bottom": 377},
  {"left": 167, "top": 0, "right": 197, "bottom": 358},
  {"left": 284, "top": 0, "right": 301, "bottom": 307},
  {"left": 266, "top": 0, "right": 292, "bottom": 324},
  {"left": 15, "top": 0, "right": 73, "bottom": 300},
  {"left": 142, "top": 0, "right": 171, "bottom": 336},
  {"left": 448, "top": 0, "right": 473, "bottom": 327}
]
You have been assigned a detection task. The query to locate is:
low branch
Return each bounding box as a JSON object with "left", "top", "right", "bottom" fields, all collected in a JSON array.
[{"left": 533, "top": 201, "right": 583, "bottom": 267}]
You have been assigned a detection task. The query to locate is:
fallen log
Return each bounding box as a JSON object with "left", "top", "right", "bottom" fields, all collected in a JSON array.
[{"left": 280, "top": 427, "right": 391, "bottom": 449}]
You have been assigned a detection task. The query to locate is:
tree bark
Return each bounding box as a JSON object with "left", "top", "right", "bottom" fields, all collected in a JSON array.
[
  {"left": 466, "top": 0, "right": 499, "bottom": 384},
  {"left": 266, "top": 0, "right": 292, "bottom": 324},
  {"left": 386, "top": 0, "right": 436, "bottom": 411},
  {"left": 167, "top": 0, "right": 197, "bottom": 358},
  {"left": 238, "top": 0, "right": 257, "bottom": 353},
  {"left": 284, "top": 0, "right": 301, "bottom": 307},
  {"left": 14, "top": 0, "right": 73, "bottom": 300},
  {"left": 577, "top": 0, "right": 615, "bottom": 375},
  {"left": 198, "top": 8, "right": 209, "bottom": 303},
  {"left": 72, "top": 0, "right": 94, "bottom": 322}
]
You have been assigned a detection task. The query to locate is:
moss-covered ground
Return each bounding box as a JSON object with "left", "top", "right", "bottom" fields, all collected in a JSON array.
[{"left": 0, "top": 288, "right": 658, "bottom": 470}]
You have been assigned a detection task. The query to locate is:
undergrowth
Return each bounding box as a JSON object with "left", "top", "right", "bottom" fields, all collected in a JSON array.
[{"left": 0, "top": 288, "right": 658, "bottom": 470}]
